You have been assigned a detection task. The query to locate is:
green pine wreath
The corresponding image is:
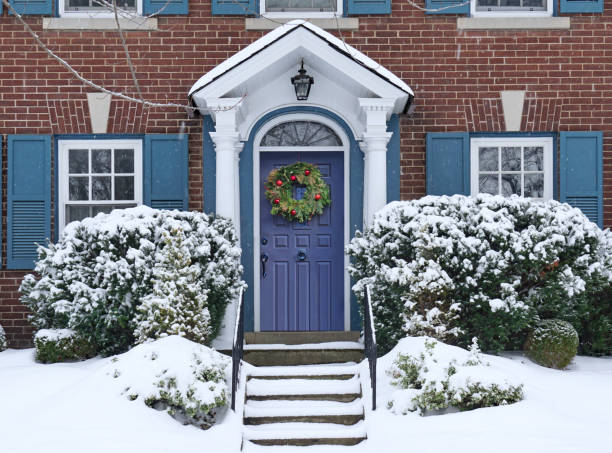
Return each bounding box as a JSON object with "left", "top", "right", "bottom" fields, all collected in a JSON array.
[{"left": 265, "top": 162, "right": 331, "bottom": 223}]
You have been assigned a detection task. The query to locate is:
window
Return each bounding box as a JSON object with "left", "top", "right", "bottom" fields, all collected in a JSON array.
[
  {"left": 471, "top": 0, "right": 553, "bottom": 15},
  {"left": 59, "top": 0, "right": 142, "bottom": 17},
  {"left": 470, "top": 137, "right": 553, "bottom": 199},
  {"left": 261, "top": 0, "right": 342, "bottom": 17},
  {"left": 58, "top": 140, "right": 143, "bottom": 231}
]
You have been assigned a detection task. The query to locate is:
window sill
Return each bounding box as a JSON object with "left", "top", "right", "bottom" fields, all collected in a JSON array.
[
  {"left": 245, "top": 17, "right": 359, "bottom": 31},
  {"left": 43, "top": 17, "right": 158, "bottom": 31},
  {"left": 457, "top": 17, "right": 570, "bottom": 30}
]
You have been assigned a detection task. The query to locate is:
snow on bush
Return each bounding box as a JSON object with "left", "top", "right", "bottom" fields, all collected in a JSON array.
[
  {"left": 347, "top": 195, "right": 612, "bottom": 354},
  {"left": 34, "top": 329, "right": 96, "bottom": 363},
  {"left": 107, "top": 336, "right": 229, "bottom": 429},
  {"left": 386, "top": 337, "right": 524, "bottom": 415},
  {"left": 20, "top": 207, "right": 245, "bottom": 356},
  {"left": 133, "top": 228, "right": 212, "bottom": 345},
  {"left": 524, "top": 319, "right": 579, "bottom": 369},
  {"left": 0, "top": 324, "right": 7, "bottom": 352}
]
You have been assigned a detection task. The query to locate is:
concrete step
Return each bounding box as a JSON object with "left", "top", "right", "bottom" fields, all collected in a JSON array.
[
  {"left": 247, "top": 363, "right": 358, "bottom": 381},
  {"left": 243, "top": 342, "right": 364, "bottom": 366},
  {"left": 247, "top": 376, "right": 361, "bottom": 398},
  {"left": 243, "top": 421, "right": 367, "bottom": 446},
  {"left": 245, "top": 331, "right": 360, "bottom": 345},
  {"left": 244, "top": 399, "right": 364, "bottom": 426}
]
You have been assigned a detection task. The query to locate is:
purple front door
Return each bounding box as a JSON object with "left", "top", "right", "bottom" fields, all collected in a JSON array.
[{"left": 260, "top": 151, "right": 344, "bottom": 331}]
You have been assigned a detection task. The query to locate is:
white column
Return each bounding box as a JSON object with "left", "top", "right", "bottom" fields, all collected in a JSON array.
[
  {"left": 207, "top": 98, "right": 244, "bottom": 225},
  {"left": 359, "top": 98, "right": 395, "bottom": 225}
]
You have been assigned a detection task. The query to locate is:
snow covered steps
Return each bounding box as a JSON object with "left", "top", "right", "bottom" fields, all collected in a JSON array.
[
  {"left": 243, "top": 364, "right": 367, "bottom": 447},
  {"left": 243, "top": 332, "right": 364, "bottom": 366}
]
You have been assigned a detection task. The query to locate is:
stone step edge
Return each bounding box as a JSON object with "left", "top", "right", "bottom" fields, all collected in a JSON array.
[
  {"left": 244, "top": 414, "right": 364, "bottom": 426},
  {"left": 245, "top": 437, "right": 367, "bottom": 447},
  {"left": 246, "top": 373, "right": 356, "bottom": 381},
  {"left": 246, "top": 393, "right": 362, "bottom": 402}
]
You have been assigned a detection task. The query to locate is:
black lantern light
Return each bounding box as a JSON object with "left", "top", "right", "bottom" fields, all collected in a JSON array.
[{"left": 291, "top": 60, "right": 314, "bottom": 101}]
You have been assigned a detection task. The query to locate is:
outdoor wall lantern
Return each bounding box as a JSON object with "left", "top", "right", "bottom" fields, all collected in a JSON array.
[{"left": 291, "top": 60, "right": 314, "bottom": 101}]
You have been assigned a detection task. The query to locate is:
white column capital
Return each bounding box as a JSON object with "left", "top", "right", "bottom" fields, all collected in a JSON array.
[{"left": 205, "top": 97, "right": 245, "bottom": 136}]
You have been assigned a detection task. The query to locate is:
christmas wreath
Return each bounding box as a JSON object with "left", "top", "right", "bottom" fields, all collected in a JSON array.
[{"left": 265, "top": 162, "right": 331, "bottom": 222}]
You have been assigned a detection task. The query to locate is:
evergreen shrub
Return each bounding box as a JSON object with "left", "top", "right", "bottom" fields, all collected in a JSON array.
[
  {"left": 0, "top": 324, "right": 7, "bottom": 351},
  {"left": 34, "top": 329, "right": 96, "bottom": 363},
  {"left": 524, "top": 319, "right": 579, "bottom": 369},
  {"left": 21, "top": 207, "right": 245, "bottom": 356},
  {"left": 347, "top": 195, "right": 612, "bottom": 354}
]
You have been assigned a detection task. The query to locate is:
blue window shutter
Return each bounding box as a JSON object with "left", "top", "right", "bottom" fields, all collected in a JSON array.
[
  {"left": 425, "top": 0, "right": 469, "bottom": 14},
  {"left": 560, "top": 0, "right": 603, "bottom": 13},
  {"left": 347, "top": 0, "right": 391, "bottom": 15},
  {"left": 9, "top": 0, "right": 53, "bottom": 14},
  {"left": 144, "top": 134, "right": 189, "bottom": 211},
  {"left": 212, "top": 0, "right": 257, "bottom": 15},
  {"left": 386, "top": 114, "right": 400, "bottom": 202},
  {"left": 143, "top": 0, "right": 188, "bottom": 15},
  {"left": 560, "top": 131, "right": 603, "bottom": 227},
  {"left": 7, "top": 135, "right": 51, "bottom": 270},
  {"left": 426, "top": 132, "right": 470, "bottom": 195}
]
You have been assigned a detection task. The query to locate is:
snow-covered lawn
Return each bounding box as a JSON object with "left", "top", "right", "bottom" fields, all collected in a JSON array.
[{"left": 1, "top": 339, "right": 610, "bottom": 453}]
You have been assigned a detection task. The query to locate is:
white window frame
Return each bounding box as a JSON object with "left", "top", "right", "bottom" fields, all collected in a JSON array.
[
  {"left": 58, "top": 0, "right": 143, "bottom": 18},
  {"left": 58, "top": 139, "right": 143, "bottom": 234},
  {"left": 470, "top": 136, "right": 553, "bottom": 200},
  {"left": 471, "top": 0, "right": 553, "bottom": 17},
  {"left": 260, "top": 0, "right": 342, "bottom": 18}
]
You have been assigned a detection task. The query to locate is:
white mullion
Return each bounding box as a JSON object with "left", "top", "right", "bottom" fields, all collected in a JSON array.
[
  {"left": 88, "top": 148, "right": 93, "bottom": 202},
  {"left": 111, "top": 147, "right": 116, "bottom": 202},
  {"left": 498, "top": 147, "right": 502, "bottom": 196}
]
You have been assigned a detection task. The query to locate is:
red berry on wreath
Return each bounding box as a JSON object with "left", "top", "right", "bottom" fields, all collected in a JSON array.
[
  {"left": 304, "top": 170, "right": 311, "bottom": 176},
  {"left": 290, "top": 174, "right": 297, "bottom": 181},
  {"left": 314, "top": 193, "right": 321, "bottom": 201},
  {"left": 276, "top": 179, "right": 283, "bottom": 186},
  {"left": 273, "top": 198, "right": 280, "bottom": 205},
  {"left": 290, "top": 209, "right": 297, "bottom": 216}
]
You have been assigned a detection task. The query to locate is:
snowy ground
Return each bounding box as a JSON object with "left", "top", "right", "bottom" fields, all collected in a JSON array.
[{"left": 1, "top": 339, "right": 611, "bottom": 453}]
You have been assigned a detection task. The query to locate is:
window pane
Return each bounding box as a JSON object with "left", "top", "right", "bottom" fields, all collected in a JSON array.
[
  {"left": 477, "top": 0, "right": 498, "bottom": 5},
  {"left": 266, "top": 0, "right": 336, "bottom": 11},
  {"left": 115, "top": 176, "right": 135, "bottom": 201},
  {"left": 66, "top": 205, "right": 90, "bottom": 224},
  {"left": 69, "top": 176, "right": 89, "bottom": 201},
  {"left": 92, "top": 176, "right": 112, "bottom": 200},
  {"left": 523, "top": 0, "right": 544, "bottom": 6},
  {"left": 92, "top": 206, "right": 113, "bottom": 216},
  {"left": 502, "top": 174, "right": 521, "bottom": 196},
  {"left": 69, "top": 149, "right": 89, "bottom": 174},
  {"left": 479, "top": 174, "right": 499, "bottom": 195},
  {"left": 67, "top": 0, "right": 89, "bottom": 7},
  {"left": 524, "top": 174, "right": 544, "bottom": 198},
  {"left": 501, "top": 147, "right": 521, "bottom": 171},
  {"left": 92, "top": 149, "right": 111, "bottom": 173},
  {"left": 114, "top": 149, "right": 134, "bottom": 173},
  {"left": 479, "top": 147, "right": 498, "bottom": 171},
  {"left": 524, "top": 147, "right": 544, "bottom": 171},
  {"left": 500, "top": 0, "right": 521, "bottom": 5}
]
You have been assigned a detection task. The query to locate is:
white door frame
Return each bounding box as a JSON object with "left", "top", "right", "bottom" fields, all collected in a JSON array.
[{"left": 251, "top": 113, "right": 351, "bottom": 332}]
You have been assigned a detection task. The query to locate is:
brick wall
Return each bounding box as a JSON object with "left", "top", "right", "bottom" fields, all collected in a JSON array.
[{"left": 1, "top": 0, "right": 611, "bottom": 346}]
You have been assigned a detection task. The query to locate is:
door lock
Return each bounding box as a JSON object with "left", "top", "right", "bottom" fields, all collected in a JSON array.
[
  {"left": 261, "top": 254, "right": 269, "bottom": 278},
  {"left": 297, "top": 249, "right": 307, "bottom": 261}
]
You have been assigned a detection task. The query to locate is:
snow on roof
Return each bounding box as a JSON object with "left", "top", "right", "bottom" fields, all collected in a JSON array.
[{"left": 188, "top": 19, "right": 413, "bottom": 99}]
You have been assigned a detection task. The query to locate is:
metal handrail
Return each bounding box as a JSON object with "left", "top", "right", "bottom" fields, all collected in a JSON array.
[
  {"left": 364, "top": 285, "right": 377, "bottom": 410},
  {"left": 231, "top": 287, "right": 245, "bottom": 411}
]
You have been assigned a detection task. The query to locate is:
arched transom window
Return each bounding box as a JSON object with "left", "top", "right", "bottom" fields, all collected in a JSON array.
[{"left": 260, "top": 121, "right": 342, "bottom": 147}]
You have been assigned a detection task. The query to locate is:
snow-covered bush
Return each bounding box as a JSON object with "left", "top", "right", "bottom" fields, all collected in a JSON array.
[
  {"left": 34, "top": 329, "right": 96, "bottom": 363},
  {"left": 109, "top": 336, "right": 229, "bottom": 429},
  {"left": 133, "top": 228, "right": 212, "bottom": 345},
  {"left": 347, "top": 195, "right": 612, "bottom": 354},
  {"left": 386, "top": 337, "right": 523, "bottom": 415},
  {"left": 20, "top": 207, "right": 244, "bottom": 356},
  {"left": 0, "top": 324, "right": 7, "bottom": 351},
  {"left": 524, "top": 319, "right": 579, "bottom": 369}
]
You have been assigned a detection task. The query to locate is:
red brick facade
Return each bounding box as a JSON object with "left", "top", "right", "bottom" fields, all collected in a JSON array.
[{"left": 1, "top": 1, "right": 611, "bottom": 346}]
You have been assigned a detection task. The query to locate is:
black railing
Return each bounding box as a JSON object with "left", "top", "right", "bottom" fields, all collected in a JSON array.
[
  {"left": 364, "top": 285, "right": 377, "bottom": 410},
  {"left": 231, "top": 287, "right": 245, "bottom": 411}
]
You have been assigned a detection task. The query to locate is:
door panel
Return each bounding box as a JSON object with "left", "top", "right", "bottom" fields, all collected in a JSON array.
[{"left": 260, "top": 151, "right": 344, "bottom": 331}]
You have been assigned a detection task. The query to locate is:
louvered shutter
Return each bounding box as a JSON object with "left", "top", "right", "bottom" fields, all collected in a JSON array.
[
  {"left": 212, "top": 0, "right": 257, "bottom": 15},
  {"left": 425, "top": 0, "right": 469, "bottom": 14},
  {"left": 9, "top": 0, "right": 53, "bottom": 14},
  {"left": 144, "top": 135, "right": 189, "bottom": 211},
  {"left": 143, "top": 0, "right": 188, "bottom": 15},
  {"left": 426, "top": 132, "right": 470, "bottom": 195},
  {"left": 347, "top": 0, "right": 391, "bottom": 15},
  {"left": 560, "top": 0, "right": 603, "bottom": 13},
  {"left": 7, "top": 135, "right": 51, "bottom": 270},
  {"left": 560, "top": 131, "right": 603, "bottom": 227}
]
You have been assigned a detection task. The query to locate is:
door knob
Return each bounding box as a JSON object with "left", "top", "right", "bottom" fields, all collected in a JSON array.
[
  {"left": 261, "top": 254, "right": 269, "bottom": 278},
  {"left": 297, "top": 249, "right": 307, "bottom": 261}
]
